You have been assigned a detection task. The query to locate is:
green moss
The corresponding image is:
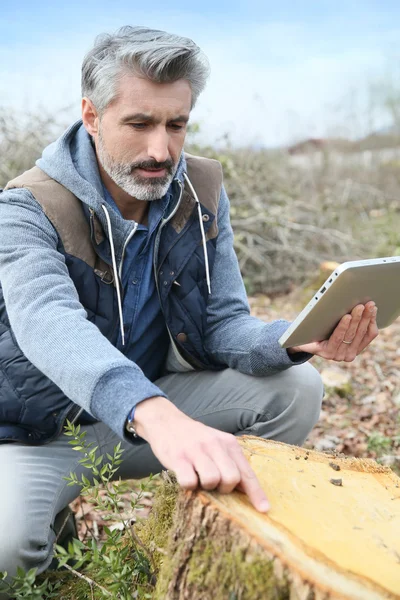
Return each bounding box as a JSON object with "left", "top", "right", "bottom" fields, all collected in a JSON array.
[
  {"left": 155, "top": 518, "right": 290, "bottom": 600},
  {"left": 184, "top": 539, "right": 289, "bottom": 600},
  {"left": 37, "top": 569, "right": 103, "bottom": 600},
  {"left": 136, "top": 477, "right": 179, "bottom": 571}
]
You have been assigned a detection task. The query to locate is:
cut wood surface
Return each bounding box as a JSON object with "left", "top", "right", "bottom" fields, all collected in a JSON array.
[{"left": 156, "top": 437, "right": 400, "bottom": 600}]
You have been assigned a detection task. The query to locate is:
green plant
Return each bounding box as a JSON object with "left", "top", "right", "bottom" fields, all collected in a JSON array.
[
  {"left": 0, "top": 568, "right": 61, "bottom": 599},
  {"left": 55, "top": 421, "right": 158, "bottom": 599},
  {"left": 0, "top": 422, "right": 160, "bottom": 599},
  {"left": 367, "top": 431, "right": 393, "bottom": 456}
]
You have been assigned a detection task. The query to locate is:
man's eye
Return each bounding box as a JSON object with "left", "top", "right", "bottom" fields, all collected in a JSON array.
[
  {"left": 169, "top": 123, "right": 185, "bottom": 131},
  {"left": 131, "top": 123, "right": 147, "bottom": 129}
]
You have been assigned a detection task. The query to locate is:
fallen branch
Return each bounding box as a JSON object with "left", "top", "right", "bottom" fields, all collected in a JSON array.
[{"left": 62, "top": 563, "right": 113, "bottom": 597}]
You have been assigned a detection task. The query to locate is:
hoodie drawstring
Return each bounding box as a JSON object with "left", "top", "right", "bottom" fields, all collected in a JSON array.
[
  {"left": 101, "top": 204, "right": 125, "bottom": 346},
  {"left": 100, "top": 174, "right": 210, "bottom": 349},
  {"left": 183, "top": 173, "right": 212, "bottom": 295}
]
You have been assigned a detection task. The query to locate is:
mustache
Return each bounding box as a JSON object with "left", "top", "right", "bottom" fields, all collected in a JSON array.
[{"left": 131, "top": 159, "right": 175, "bottom": 172}]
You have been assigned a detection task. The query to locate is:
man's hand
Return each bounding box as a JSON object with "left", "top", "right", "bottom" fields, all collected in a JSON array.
[
  {"left": 133, "top": 396, "right": 270, "bottom": 513},
  {"left": 288, "top": 301, "right": 378, "bottom": 361}
]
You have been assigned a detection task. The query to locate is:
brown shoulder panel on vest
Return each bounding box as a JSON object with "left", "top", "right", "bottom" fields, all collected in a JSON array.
[
  {"left": 5, "top": 166, "right": 99, "bottom": 268},
  {"left": 185, "top": 153, "right": 223, "bottom": 239},
  {"left": 185, "top": 153, "right": 223, "bottom": 214}
]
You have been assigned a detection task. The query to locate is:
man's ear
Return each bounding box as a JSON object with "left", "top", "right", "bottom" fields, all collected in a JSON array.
[{"left": 82, "top": 97, "right": 99, "bottom": 136}]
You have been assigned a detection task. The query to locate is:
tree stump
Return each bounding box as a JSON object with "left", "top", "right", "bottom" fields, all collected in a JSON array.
[{"left": 153, "top": 437, "right": 400, "bottom": 600}]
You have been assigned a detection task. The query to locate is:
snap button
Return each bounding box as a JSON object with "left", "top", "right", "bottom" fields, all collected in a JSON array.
[
  {"left": 163, "top": 281, "right": 168, "bottom": 286},
  {"left": 132, "top": 278, "right": 138, "bottom": 285},
  {"left": 176, "top": 332, "right": 187, "bottom": 343},
  {"left": 202, "top": 214, "right": 210, "bottom": 222}
]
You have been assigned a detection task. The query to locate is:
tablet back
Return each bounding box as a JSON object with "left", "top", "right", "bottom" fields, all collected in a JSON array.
[{"left": 279, "top": 257, "right": 400, "bottom": 348}]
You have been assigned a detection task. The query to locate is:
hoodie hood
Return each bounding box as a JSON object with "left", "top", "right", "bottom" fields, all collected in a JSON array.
[
  {"left": 36, "top": 120, "right": 212, "bottom": 303},
  {"left": 36, "top": 120, "right": 187, "bottom": 257}
]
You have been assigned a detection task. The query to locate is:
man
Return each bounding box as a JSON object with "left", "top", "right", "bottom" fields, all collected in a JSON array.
[{"left": 0, "top": 26, "right": 377, "bottom": 581}]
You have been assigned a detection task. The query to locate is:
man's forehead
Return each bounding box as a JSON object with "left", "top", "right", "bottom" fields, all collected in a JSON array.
[{"left": 114, "top": 73, "right": 192, "bottom": 113}]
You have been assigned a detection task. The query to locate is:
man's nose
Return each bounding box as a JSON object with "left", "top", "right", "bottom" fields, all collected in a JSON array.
[{"left": 147, "top": 129, "right": 170, "bottom": 164}]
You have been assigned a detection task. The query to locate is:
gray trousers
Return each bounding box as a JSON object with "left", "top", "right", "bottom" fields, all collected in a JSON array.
[{"left": 0, "top": 363, "right": 323, "bottom": 588}]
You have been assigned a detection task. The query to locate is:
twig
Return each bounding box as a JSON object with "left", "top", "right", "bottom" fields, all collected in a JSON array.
[
  {"left": 79, "top": 496, "right": 95, "bottom": 543},
  {"left": 55, "top": 510, "right": 73, "bottom": 544},
  {"left": 62, "top": 563, "right": 113, "bottom": 596},
  {"left": 93, "top": 519, "right": 99, "bottom": 540},
  {"left": 374, "top": 363, "right": 385, "bottom": 381}
]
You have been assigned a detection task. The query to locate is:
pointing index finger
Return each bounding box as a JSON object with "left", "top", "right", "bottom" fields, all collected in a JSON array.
[{"left": 229, "top": 444, "right": 270, "bottom": 512}]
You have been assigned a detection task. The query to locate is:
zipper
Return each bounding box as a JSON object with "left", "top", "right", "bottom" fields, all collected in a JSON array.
[{"left": 153, "top": 180, "right": 194, "bottom": 370}]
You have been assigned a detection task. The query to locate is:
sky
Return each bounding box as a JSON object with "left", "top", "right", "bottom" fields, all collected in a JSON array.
[{"left": 1, "top": 0, "right": 400, "bottom": 147}]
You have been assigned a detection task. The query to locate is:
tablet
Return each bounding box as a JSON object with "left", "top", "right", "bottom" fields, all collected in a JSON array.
[{"left": 279, "top": 256, "right": 400, "bottom": 348}]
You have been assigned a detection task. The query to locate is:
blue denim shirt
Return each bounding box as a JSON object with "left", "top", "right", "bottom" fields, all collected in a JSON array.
[{"left": 103, "top": 185, "right": 170, "bottom": 383}]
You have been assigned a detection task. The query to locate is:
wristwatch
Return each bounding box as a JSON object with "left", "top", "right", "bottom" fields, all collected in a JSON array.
[{"left": 125, "top": 406, "right": 138, "bottom": 438}]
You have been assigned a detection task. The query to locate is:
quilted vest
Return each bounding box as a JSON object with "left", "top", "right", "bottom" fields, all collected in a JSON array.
[{"left": 0, "top": 154, "right": 223, "bottom": 444}]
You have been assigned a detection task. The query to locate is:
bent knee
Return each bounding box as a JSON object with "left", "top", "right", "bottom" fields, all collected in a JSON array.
[
  {"left": 262, "top": 362, "right": 323, "bottom": 418},
  {"left": 285, "top": 362, "right": 323, "bottom": 407},
  {"left": 247, "top": 362, "right": 324, "bottom": 446},
  {"left": 279, "top": 362, "right": 323, "bottom": 444}
]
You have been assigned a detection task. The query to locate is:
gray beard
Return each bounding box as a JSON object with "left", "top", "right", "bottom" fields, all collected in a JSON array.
[{"left": 97, "top": 134, "right": 175, "bottom": 201}]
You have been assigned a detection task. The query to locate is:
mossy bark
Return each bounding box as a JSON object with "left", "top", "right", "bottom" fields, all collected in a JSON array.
[{"left": 154, "top": 490, "right": 291, "bottom": 600}]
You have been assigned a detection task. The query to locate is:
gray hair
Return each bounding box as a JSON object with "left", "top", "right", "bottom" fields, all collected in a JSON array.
[{"left": 82, "top": 26, "right": 210, "bottom": 113}]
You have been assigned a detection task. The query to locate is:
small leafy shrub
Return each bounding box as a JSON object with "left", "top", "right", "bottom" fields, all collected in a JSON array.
[
  {"left": 0, "top": 568, "right": 61, "bottom": 599},
  {"left": 0, "top": 422, "right": 160, "bottom": 599}
]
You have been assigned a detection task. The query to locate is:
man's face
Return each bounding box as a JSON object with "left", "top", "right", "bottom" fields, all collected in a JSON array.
[{"left": 91, "top": 73, "right": 192, "bottom": 201}]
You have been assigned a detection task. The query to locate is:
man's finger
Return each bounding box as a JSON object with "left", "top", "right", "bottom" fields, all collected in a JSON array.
[
  {"left": 344, "top": 304, "right": 375, "bottom": 355},
  {"left": 355, "top": 313, "right": 379, "bottom": 354},
  {"left": 193, "top": 452, "right": 222, "bottom": 490},
  {"left": 174, "top": 458, "right": 199, "bottom": 490},
  {"left": 206, "top": 442, "right": 241, "bottom": 494},
  {"left": 322, "top": 313, "right": 352, "bottom": 357},
  {"left": 229, "top": 444, "right": 270, "bottom": 512},
  {"left": 339, "top": 304, "right": 366, "bottom": 345}
]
